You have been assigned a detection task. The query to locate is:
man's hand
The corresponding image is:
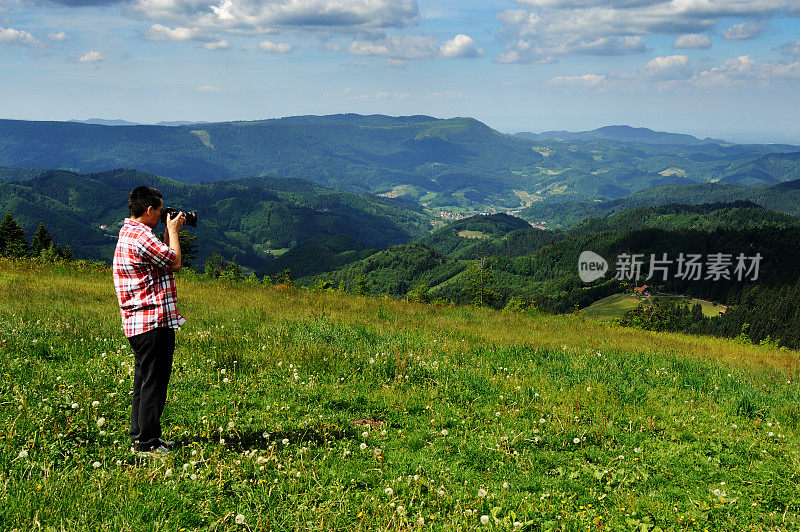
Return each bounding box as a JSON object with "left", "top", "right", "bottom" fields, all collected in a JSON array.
[
  {"left": 165, "top": 211, "right": 185, "bottom": 272},
  {"left": 166, "top": 211, "right": 186, "bottom": 233}
]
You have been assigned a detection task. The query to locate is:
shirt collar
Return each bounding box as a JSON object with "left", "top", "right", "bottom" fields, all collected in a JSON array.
[{"left": 124, "top": 218, "right": 153, "bottom": 231}]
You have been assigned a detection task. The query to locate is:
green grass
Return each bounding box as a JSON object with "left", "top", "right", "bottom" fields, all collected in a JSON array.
[
  {"left": 583, "top": 293, "right": 723, "bottom": 320},
  {"left": 581, "top": 293, "right": 642, "bottom": 320},
  {"left": 2, "top": 260, "right": 800, "bottom": 530}
]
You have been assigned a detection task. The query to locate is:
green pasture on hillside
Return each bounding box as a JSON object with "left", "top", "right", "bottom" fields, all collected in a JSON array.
[
  {"left": 582, "top": 293, "right": 723, "bottom": 321},
  {"left": 2, "top": 260, "right": 800, "bottom": 530}
]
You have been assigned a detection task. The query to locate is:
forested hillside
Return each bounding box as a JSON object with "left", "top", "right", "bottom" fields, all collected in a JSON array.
[
  {"left": 0, "top": 169, "right": 428, "bottom": 272},
  {"left": 1, "top": 116, "right": 799, "bottom": 214}
]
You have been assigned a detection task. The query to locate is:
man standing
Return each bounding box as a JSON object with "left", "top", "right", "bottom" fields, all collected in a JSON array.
[{"left": 113, "top": 186, "right": 185, "bottom": 453}]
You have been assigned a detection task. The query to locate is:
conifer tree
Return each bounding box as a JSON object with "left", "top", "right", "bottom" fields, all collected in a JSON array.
[
  {"left": 31, "top": 222, "right": 53, "bottom": 257},
  {"left": 0, "top": 213, "right": 28, "bottom": 258}
]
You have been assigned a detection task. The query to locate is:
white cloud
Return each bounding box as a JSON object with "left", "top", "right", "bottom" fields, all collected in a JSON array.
[
  {"left": 495, "top": 0, "right": 794, "bottom": 62},
  {"left": 427, "top": 89, "right": 466, "bottom": 99},
  {"left": 132, "top": 0, "right": 418, "bottom": 35},
  {"left": 0, "top": 27, "right": 39, "bottom": 47},
  {"left": 781, "top": 41, "right": 800, "bottom": 57},
  {"left": 47, "top": 31, "right": 70, "bottom": 43},
  {"left": 258, "top": 39, "right": 292, "bottom": 53},
  {"left": 386, "top": 58, "right": 407, "bottom": 67},
  {"left": 143, "top": 24, "right": 202, "bottom": 42},
  {"left": 673, "top": 33, "right": 711, "bottom": 49},
  {"left": 549, "top": 74, "right": 608, "bottom": 88},
  {"left": 546, "top": 53, "right": 800, "bottom": 93},
  {"left": 439, "top": 34, "right": 481, "bottom": 58},
  {"left": 643, "top": 54, "right": 692, "bottom": 80},
  {"left": 349, "top": 34, "right": 437, "bottom": 60},
  {"left": 722, "top": 20, "right": 770, "bottom": 41},
  {"left": 197, "top": 85, "right": 222, "bottom": 91},
  {"left": 692, "top": 55, "right": 800, "bottom": 86},
  {"left": 203, "top": 39, "right": 229, "bottom": 50},
  {"left": 78, "top": 51, "right": 104, "bottom": 63}
]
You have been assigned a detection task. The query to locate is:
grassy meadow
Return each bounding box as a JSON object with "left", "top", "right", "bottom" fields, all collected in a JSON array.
[
  {"left": 581, "top": 294, "right": 723, "bottom": 321},
  {"left": 3, "top": 259, "right": 800, "bottom": 530}
]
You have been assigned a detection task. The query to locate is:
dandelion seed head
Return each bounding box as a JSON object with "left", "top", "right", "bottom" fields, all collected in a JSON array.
[
  {"left": 360, "top": 442, "right": 367, "bottom": 450},
  {"left": 91, "top": 401, "right": 99, "bottom": 408},
  {"left": 18, "top": 450, "right": 28, "bottom": 459},
  {"left": 573, "top": 437, "right": 580, "bottom": 444},
  {"left": 477, "top": 488, "right": 487, "bottom": 498},
  {"left": 481, "top": 515, "right": 489, "bottom": 525},
  {"left": 96, "top": 417, "right": 105, "bottom": 428},
  {"left": 92, "top": 461, "right": 101, "bottom": 468},
  {"left": 235, "top": 514, "right": 245, "bottom": 525}
]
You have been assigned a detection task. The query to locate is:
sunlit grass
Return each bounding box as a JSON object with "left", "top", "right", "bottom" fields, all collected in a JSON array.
[{"left": 2, "top": 259, "right": 800, "bottom": 530}]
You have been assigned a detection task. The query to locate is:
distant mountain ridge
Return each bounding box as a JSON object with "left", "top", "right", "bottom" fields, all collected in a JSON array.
[
  {"left": 2, "top": 115, "right": 800, "bottom": 212},
  {"left": 515, "top": 125, "right": 730, "bottom": 145}
]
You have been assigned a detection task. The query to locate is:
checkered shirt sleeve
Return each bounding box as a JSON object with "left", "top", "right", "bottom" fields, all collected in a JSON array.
[{"left": 113, "top": 219, "right": 186, "bottom": 337}]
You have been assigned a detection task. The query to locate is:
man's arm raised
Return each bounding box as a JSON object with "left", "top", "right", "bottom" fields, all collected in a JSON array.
[{"left": 165, "top": 212, "right": 185, "bottom": 272}]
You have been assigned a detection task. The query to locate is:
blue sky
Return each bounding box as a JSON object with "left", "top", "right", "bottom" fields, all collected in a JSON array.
[{"left": 1, "top": 0, "right": 799, "bottom": 143}]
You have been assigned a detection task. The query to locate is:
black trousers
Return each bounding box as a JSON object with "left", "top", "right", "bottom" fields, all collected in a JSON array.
[{"left": 128, "top": 327, "right": 175, "bottom": 451}]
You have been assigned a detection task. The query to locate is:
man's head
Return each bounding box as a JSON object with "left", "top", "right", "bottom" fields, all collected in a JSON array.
[{"left": 129, "top": 186, "right": 163, "bottom": 228}]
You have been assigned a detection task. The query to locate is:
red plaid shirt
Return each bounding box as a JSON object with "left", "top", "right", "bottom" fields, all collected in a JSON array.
[{"left": 113, "top": 218, "right": 186, "bottom": 337}]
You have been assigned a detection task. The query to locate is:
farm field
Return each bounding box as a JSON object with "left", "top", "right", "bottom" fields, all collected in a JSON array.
[{"left": 2, "top": 260, "right": 800, "bottom": 530}]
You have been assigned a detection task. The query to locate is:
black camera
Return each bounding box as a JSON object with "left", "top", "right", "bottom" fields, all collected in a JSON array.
[{"left": 160, "top": 207, "right": 198, "bottom": 227}]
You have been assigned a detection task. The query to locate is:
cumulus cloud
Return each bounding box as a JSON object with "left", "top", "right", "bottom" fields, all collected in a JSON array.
[
  {"left": 643, "top": 54, "right": 692, "bottom": 80},
  {"left": 439, "top": 34, "right": 481, "bottom": 58},
  {"left": 548, "top": 53, "right": 800, "bottom": 92},
  {"left": 673, "top": 33, "right": 711, "bottom": 49},
  {"left": 349, "top": 34, "right": 437, "bottom": 60},
  {"left": 47, "top": 31, "right": 70, "bottom": 42},
  {"left": 258, "top": 39, "right": 292, "bottom": 52},
  {"left": 78, "top": 50, "right": 104, "bottom": 62},
  {"left": 203, "top": 39, "right": 229, "bottom": 50},
  {"left": 143, "top": 23, "right": 229, "bottom": 50},
  {"left": 692, "top": 55, "right": 800, "bottom": 86},
  {"left": 143, "top": 24, "right": 202, "bottom": 42},
  {"left": 0, "top": 27, "right": 40, "bottom": 47},
  {"left": 131, "top": 0, "right": 418, "bottom": 35},
  {"left": 495, "top": 0, "right": 794, "bottom": 62},
  {"left": 781, "top": 41, "right": 800, "bottom": 57},
  {"left": 722, "top": 20, "right": 770, "bottom": 41}
]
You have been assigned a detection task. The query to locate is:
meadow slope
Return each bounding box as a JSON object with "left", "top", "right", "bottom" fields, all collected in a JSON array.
[{"left": 2, "top": 260, "right": 800, "bottom": 530}]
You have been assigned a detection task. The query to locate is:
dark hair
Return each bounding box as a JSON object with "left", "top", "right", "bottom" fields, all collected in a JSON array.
[{"left": 128, "top": 186, "right": 163, "bottom": 217}]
